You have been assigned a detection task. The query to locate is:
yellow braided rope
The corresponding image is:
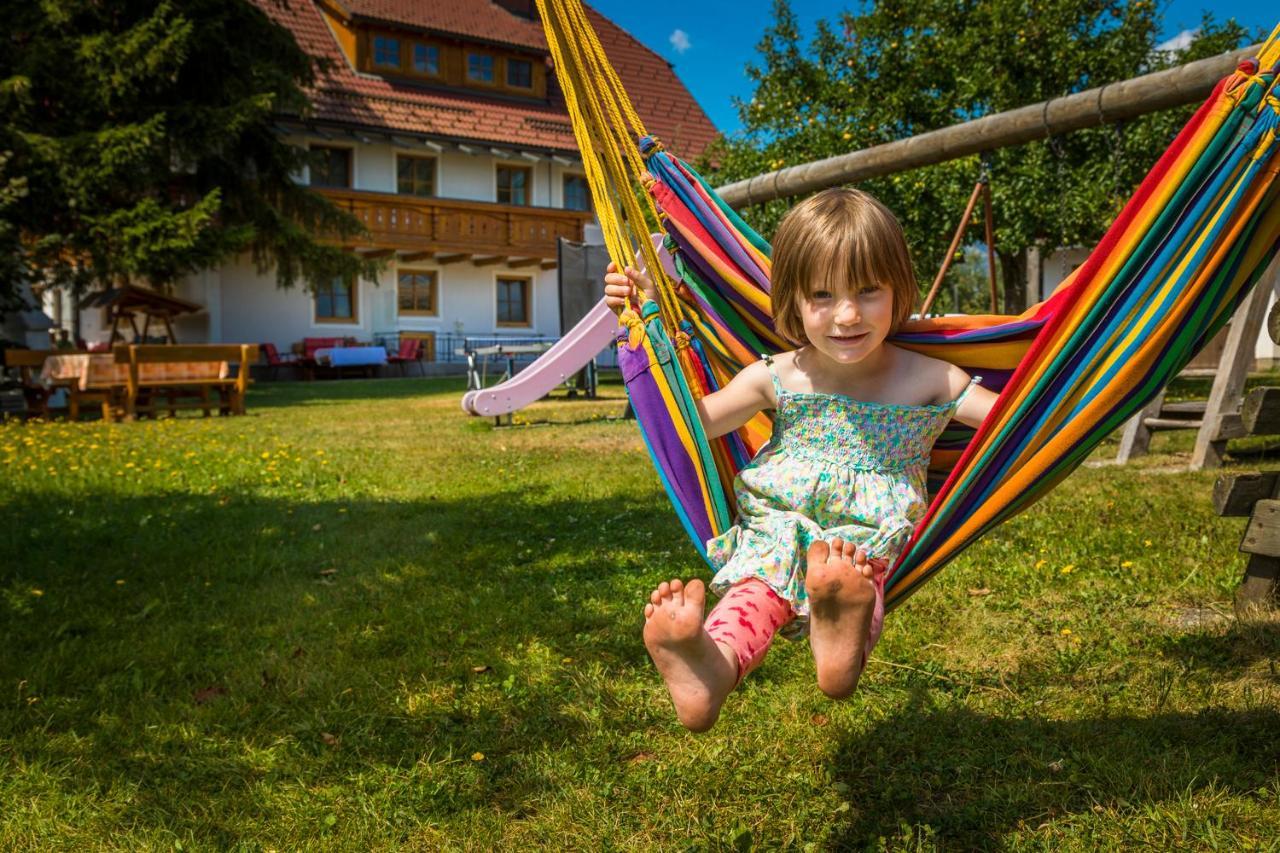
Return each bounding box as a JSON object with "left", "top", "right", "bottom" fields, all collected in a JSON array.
[{"left": 535, "top": 0, "right": 685, "bottom": 333}]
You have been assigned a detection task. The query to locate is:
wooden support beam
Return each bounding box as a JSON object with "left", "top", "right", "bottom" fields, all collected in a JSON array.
[
  {"left": 506, "top": 256, "right": 541, "bottom": 268},
  {"left": 717, "top": 43, "right": 1262, "bottom": 208},
  {"left": 540, "top": 260, "right": 558, "bottom": 270},
  {"left": 473, "top": 255, "right": 507, "bottom": 267},
  {"left": 1192, "top": 259, "right": 1278, "bottom": 469},
  {"left": 398, "top": 251, "right": 435, "bottom": 263},
  {"left": 1214, "top": 472, "right": 1280, "bottom": 517},
  {"left": 359, "top": 249, "right": 396, "bottom": 260},
  {"left": 1242, "top": 387, "right": 1280, "bottom": 436},
  {"left": 1242, "top": 500, "right": 1280, "bottom": 557},
  {"left": 435, "top": 253, "right": 468, "bottom": 265},
  {"left": 1237, "top": 554, "right": 1280, "bottom": 609}
]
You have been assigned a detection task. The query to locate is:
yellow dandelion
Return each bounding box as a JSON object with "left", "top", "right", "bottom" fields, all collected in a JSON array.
[
  {"left": 30, "top": 588, "right": 43, "bottom": 597},
  {"left": 1060, "top": 565, "right": 1075, "bottom": 574},
  {"left": 1060, "top": 628, "right": 1072, "bottom": 636},
  {"left": 1143, "top": 540, "right": 1153, "bottom": 547},
  {"left": 1120, "top": 560, "right": 1134, "bottom": 568},
  {"left": 471, "top": 752, "right": 485, "bottom": 762},
  {"left": 115, "top": 579, "right": 125, "bottom": 586},
  {"left": 1034, "top": 559, "right": 1047, "bottom": 569}
]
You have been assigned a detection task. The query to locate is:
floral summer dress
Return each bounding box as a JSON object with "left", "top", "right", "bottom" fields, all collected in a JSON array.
[{"left": 707, "top": 354, "right": 979, "bottom": 638}]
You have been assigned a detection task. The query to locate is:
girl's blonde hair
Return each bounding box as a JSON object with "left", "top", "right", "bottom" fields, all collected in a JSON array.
[{"left": 770, "top": 188, "right": 917, "bottom": 343}]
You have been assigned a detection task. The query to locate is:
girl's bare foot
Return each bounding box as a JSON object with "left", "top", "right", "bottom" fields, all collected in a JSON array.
[
  {"left": 642, "top": 578, "right": 737, "bottom": 732},
  {"left": 805, "top": 539, "right": 877, "bottom": 699}
]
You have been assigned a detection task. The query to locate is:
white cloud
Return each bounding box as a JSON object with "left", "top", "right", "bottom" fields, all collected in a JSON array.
[
  {"left": 1157, "top": 29, "right": 1196, "bottom": 53},
  {"left": 669, "top": 29, "right": 691, "bottom": 54}
]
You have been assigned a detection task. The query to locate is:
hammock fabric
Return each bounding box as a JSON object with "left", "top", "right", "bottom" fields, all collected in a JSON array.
[{"left": 537, "top": 0, "right": 1280, "bottom": 611}]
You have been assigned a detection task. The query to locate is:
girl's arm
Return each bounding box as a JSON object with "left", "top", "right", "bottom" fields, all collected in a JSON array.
[
  {"left": 604, "top": 262, "right": 772, "bottom": 438},
  {"left": 696, "top": 359, "right": 774, "bottom": 439},
  {"left": 946, "top": 364, "right": 1000, "bottom": 429}
]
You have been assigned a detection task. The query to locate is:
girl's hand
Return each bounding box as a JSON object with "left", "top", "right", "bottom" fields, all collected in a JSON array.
[{"left": 603, "top": 262, "right": 656, "bottom": 315}]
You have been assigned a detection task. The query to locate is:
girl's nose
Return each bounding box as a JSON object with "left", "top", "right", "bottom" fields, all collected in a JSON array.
[{"left": 835, "top": 301, "right": 860, "bottom": 326}]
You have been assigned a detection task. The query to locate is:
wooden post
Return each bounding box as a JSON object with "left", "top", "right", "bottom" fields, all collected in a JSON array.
[
  {"left": 1115, "top": 390, "right": 1164, "bottom": 463},
  {"left": 1191, "top": 259, "right": 1279, "bottom": 469},
  {"left": 123, "top": 345, "right": 139, "bottom": 421}
]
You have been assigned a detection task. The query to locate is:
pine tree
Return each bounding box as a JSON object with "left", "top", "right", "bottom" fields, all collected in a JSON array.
[{"left": 0, "top": 0, "right": 378, "bottom": 324}]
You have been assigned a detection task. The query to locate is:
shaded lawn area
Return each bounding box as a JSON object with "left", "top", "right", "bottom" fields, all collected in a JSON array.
[{"left": 2, "top": 376, "right": 1279, "bottom": 849}]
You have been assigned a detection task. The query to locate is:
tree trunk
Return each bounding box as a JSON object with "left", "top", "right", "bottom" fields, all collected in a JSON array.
[{"left": 998, "top": 248, "right": 1028, "bottom": 315}]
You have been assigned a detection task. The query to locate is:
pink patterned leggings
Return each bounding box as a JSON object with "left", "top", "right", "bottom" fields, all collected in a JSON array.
[
  {"left": 704, "top": 567, "right": 888, "bottom": 686},
  {"left": 703, "top": 579, "right": 796, "bottom": 685}
]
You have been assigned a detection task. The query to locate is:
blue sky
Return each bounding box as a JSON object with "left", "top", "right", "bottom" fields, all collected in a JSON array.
[{"left": 585, "top": 1, "right": 1279, "bottom": 134}]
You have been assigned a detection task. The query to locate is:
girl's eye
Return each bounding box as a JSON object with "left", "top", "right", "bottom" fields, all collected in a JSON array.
[
  {"left": 859, "top": 284, "right": 883, "bottom": 295},
  {"left": 810, "top": 290, "right": 833, "bottom": 300}
]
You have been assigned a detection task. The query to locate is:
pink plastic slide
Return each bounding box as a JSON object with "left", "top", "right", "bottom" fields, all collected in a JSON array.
[{"left": 460, "top": 298, "right": 618, "bottom": 417}]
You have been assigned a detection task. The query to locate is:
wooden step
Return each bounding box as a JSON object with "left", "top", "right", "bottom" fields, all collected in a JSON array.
[
  {"left": 1143, "top": 417, "right": 1204, "bottom": 430},
  {"left": 1161, "top": 400, "right": 1208, "bottom": 415}
]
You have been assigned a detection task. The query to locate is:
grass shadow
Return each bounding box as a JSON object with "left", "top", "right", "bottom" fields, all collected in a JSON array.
[
  {"left": 1, "top": 486, "right": 671, "bottom": 839},
  {"left": 828, "top": 697, "right": 1280, "bottom": 848}
]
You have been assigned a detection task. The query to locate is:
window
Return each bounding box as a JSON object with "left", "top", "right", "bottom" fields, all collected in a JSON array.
[
  {"left": 507, "top": 58, "right": 533, "bottom": 89},
  {"left": 396, "top": 156, "right": 436, "bottom": 197},
  {"left": 413, "top": 43, "right": 439, "bottom": 75},
  {"left": 397, "top": 271, "right": 438, "bottom": 316},
  {"left": 310, "top": 146, "right": 351, "bottom": 189},
  {"left": 373, "top": 36, "right": 401, "bottom": 69},
  {"left": 314, "top": 275, "right": 356, "bottom": 322},
  {"left": 467, "top": 53, "right": 495, "bottom": 83},
  {"left": 496, "top": 165, "right": 531, "bottom": 205},
  {"left": 563, "top": 174, "right": 590, "bottom": 211},
  {"left": 496, "top": 276, "right": 531, "bottom": 326}
]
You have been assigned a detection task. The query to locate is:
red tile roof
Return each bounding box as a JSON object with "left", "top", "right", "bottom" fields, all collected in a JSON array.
[
  {"left": 258, "top": 1, "right": 719, "bottom": 159},
  {"left": 338, "top": 0, "right": 547, "bottom": 52}
]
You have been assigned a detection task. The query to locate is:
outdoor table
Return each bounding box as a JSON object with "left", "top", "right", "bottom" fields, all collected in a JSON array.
[
  {"left": 315, "top": 347, "right": 387, "bottom": 367},
  {"left": 40, "top": 353, "right": 226, "bottom": 419},
  {"left": 313, "top": 346, "right": 387, "bottom": 379}
]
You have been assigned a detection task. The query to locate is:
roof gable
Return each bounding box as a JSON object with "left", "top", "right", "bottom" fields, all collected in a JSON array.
[{"left": 258, "top": 0, "right": 719, "bottom": 159}]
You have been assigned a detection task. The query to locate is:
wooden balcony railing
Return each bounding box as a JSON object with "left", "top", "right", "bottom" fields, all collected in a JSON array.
[{"left": 316, "top": 189, "right": 594, "bottom": 260}]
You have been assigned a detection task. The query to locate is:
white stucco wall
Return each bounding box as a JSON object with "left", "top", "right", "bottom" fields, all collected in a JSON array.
[{"left": 43, "top": 135, "right": 588, "bottom": 353}]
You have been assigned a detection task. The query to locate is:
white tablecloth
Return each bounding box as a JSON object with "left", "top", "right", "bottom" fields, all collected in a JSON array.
[{"left": 316, "top": 346, "right": 387, "bottom": 367}]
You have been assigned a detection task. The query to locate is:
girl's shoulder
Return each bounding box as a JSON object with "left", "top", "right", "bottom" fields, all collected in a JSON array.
[{"left": 887, "top": 345, "right": 973, "bottom": 406}]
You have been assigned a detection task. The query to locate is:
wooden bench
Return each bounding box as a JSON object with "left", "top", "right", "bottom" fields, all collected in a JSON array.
[
  {"left": 1216, "top": 467, "right": 1280, "bottom": 609},
  {"left": 112, "top": 344, "right": 258, "bottom": 420},
  {"left": 1, "top": 349, "right": 57, "bottom": 418}
]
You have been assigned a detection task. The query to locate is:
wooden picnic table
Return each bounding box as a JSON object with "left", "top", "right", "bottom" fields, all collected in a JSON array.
[{"left": 37, "top": 347, "right": 251, "bottom": 420}]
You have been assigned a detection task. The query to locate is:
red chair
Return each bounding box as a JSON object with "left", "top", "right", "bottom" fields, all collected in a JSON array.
[
  {"left": 387, "top": 338, "right": 424, "bottom": 377},
  {"left": 260, "top": 342, "right": 298, "bottom": 380}
]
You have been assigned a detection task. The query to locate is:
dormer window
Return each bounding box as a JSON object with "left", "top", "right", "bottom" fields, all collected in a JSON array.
[
  {"left": 467, "top": 53, "right": 495, "bottom": 84},
  {"left": 507, "top": 58, "right": 533, "bottom": 90},
  {"left": 373, "top": 36, "right": 401, "bottom": 69},
  {"left": 413, "top": 44, "right": 439, "bottom": 75}
]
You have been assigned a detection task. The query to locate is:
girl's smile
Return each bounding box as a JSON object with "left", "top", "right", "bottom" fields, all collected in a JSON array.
[{"left": 801, "top": 282, "right": 894, "bottom": 365}]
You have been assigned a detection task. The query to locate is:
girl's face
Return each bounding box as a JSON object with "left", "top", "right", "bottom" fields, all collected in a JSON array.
[{"left": 798, "top": 278, "right": 894, "bottom": 365}]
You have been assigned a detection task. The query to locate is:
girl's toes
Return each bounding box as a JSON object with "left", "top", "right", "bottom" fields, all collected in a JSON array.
[
  {"left": 670, "top": 578, "right": 685, "bottom": 605},
  {"left": 651, "top": 588, "right": 663, "bottom": 606},
  {"left": 807, "top": 539, "right": 831, "bottom": 564},
  {"left": 828, "top": 538, "right": 846, "bottom": 563},
  {"left": 644, "top": 603, "right": 655, "bottom": 619},
  {"left": 658, "top": 581, "right": 671, "bottom": 599}
]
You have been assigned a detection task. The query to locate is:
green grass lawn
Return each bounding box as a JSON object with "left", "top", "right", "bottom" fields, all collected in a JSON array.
[{"left": 2, "top": 376, "right": 1278, "bottom": 850}]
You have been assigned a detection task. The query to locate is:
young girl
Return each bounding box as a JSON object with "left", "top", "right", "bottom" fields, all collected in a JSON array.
[{"left": 605, "top": 188, "right": 998, "bottom": 731}]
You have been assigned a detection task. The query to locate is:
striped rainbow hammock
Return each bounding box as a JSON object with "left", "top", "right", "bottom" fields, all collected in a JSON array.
[{"left": 538, "top": 0, "right": 1280, "bottom": 611}]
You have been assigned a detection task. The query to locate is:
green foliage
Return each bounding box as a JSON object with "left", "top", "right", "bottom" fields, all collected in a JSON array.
[
  {"left": 0, "top": 0, "right": 378, "bottom": 303},
  {"left": 0, "top": 377, "right": 1278, "bottom": 847},
  {"left": 705, "top": 0, "right": 1252, "bottom": 311}
]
